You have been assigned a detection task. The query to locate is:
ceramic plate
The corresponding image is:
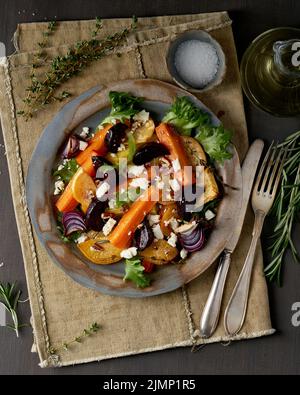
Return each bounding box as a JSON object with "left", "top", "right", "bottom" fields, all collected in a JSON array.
[{"left": 26, "top": 79, "right": 242, "bottom": 297}]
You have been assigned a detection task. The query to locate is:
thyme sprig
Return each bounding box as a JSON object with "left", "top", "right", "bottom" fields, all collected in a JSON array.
[
  {"left": 265, "top": 130, "right": 300, "bottom": 284},
  {"left": 33, "top": 21, "right": 57, "bottom": 68},
  {"left": 49, "top": 322, "right": 100, "bottom": 354},
  {"left": 0, "top": 282, "right": 27, "bottom": 337},
  {"left": 18, "top": 16, "right": 137, "bottom": 120}
]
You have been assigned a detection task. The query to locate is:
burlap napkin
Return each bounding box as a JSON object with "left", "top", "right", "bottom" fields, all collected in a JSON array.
[{"left": 0, "top": 12, "right": 275, "bottom": 368}]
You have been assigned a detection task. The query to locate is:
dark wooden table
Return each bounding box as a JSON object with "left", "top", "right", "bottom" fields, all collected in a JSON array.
[{"left": 0, "top": 0, "right": 300, "bottom": 375}]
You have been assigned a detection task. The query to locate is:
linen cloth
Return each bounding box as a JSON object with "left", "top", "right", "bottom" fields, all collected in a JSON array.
[{"left": 0, "top": 12, "right": 274, "bottom": 367}]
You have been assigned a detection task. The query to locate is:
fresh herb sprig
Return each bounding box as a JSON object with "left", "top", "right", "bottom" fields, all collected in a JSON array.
[
  {"left": 265, "top": 130, "right": 300, "bottom": 284},
  {"left": 0, "top": 282, "right": 27, "bottom": 337},
  {"left": 33, "top": 21, "right": 57, "bottom": 68},
  {"left": 53, "top": 158, "right": 79, "bottom": 183},
  {"left": 18, "top": 16, "right": 137, "bottom": 120},
  {"left": 49, "top": 322, "right": 100, "bottom": 354}
]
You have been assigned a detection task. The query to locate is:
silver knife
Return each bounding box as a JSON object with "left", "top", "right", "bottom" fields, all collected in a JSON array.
[{"left": 199, "top": 139, "right": 264, "bottom": 338}]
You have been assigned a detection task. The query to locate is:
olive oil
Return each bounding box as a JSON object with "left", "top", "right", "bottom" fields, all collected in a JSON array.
[{"left": 240, "top": 28, "right": 300, "bottom": 116}]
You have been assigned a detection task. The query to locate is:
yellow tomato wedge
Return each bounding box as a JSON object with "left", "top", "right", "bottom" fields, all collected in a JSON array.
[
  {"left": 77, "top": 237, "right": 122, "bottom": 265},
  {"left": 140, "top": 240, "right": 178, "bottom": 265},
  {"left": 181, "top": 136, "right": 219, "bottom": 203}
]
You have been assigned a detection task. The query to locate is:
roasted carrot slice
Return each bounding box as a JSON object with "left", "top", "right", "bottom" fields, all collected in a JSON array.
[
  {"left": 76, "top": 123, "right": 112, "bottom": 166},
  {"left": 81, "top": 150, "right": 98, "bottom": 177},
  {"left": 155, "top": 123, "right": 194, "bottom": 185},
  {"left": 55, "top": 150, "right": 98, "bottom": 213},
  {"left": 108, "top": 186, "right": 158, "bottom": 249},
  {"left": 55, "top": 182, "right": 78, "bottom": 212}
]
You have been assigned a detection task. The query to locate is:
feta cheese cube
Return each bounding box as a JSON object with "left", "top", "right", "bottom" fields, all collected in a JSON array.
[
  {"left": 172, "top": 158, "right": 181, "bottom": 173},
  {"left": 130, "top": 177, "right": 149, "bottom": 190},
  {"left": 167, "top": 232, "right": 178, "bottom": 247},
  {"left": 96, "top": 181, "right": 110, "bottom": 200},
  {"left": 80, "top": 127, "right": 90, "bottom": 139},
  {"left": 76, "top": 233, "right": 88, "bottom": 244},
  {"left": 157, "top": 180, "right": 165, "bottom": 190},
  {"left": 133, "top": 110, "right": 149, "bottom": 123},
  {"left": 170, "top": 218, "right": 179, "bottom": 231},
  {"left": 152, "top": 224, "right": 164, "bottom": 240},
  {"left": 120, "top": 247, "right": 138, "bottom": 259},
  {"left": 163, "top": 217, "right": 179, "bottom": 231},
  {"left": 180, "top": 249, "right": 188, "bottom": 259},
  {"left": 147, "top": 214, "right": 160, "bottom": 226},
  {"left": 54, "top": 180, "right": 65, "bottom": 195},
  {"left": 205, "top": 209, "right": 216, "bottom": 221},
  {"left": 79, "top": 140, "right": 88, "bottom": 151},
  {"left": 102, "top": 218, "right": 117, "bottom": 236},
  {"left": 117, "top": 143, "right": 126, "bottom": 152},
  {"left": 169, "top": 178, "right": 181, "bottom": 192},
  {"left": 128, "top": 165, "right": 146, "bottom": 178},
  {"left": 108, "top": 199, "right": 117, "bottom": 209}
]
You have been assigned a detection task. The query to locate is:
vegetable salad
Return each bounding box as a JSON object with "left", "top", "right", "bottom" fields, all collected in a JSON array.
[{"left": 53, "top": 92, "right": 232, "bottom": 288}]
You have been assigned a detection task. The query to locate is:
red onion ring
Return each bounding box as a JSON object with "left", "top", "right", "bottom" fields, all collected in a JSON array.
[
  {"left": 62, "top": 211, "right": 86, "bottom": 236},
  {"left": 62, "top": 135, "right": 80, "bottom": 158},
  {"left": 179, "top": 225, "right": 206, "bottom": 252}
]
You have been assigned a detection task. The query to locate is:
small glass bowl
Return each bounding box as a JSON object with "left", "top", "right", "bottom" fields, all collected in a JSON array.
[{"left": 166, "top": 30, "right": 226, "bottom": 93}]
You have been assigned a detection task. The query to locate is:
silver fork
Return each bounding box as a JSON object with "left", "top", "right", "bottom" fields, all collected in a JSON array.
[{"left": 224, "top": 143, "right": 287, "bottom": 336}]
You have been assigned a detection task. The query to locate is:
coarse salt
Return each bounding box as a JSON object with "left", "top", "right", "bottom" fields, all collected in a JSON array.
[{"left": 174, "top": 40, "right": 219, "bottom": 88}]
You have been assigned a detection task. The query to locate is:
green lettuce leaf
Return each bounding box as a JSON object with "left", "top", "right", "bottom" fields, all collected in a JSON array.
[
  {"left": 101, "top": 91, "right": 143, "bottom": 125},
  {"left": 195, "top": 124, "right": 232, "bottom": 164},
  {"left": 163, "top": 96, "right": 233, "bottom": 163},
  {"left": 53, "top": 158, "right": 79, "bottom": 183},
  {"left": 123, "top": 257, "right": 150, "bottom": 288},
  {"left": 162, "top": 96, "right": 210, "bottom": 136}
]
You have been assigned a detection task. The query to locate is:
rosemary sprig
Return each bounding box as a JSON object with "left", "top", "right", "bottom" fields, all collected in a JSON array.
[
  {"left": 49, "top": 322, "right": 100, "bottom": 354},
  {"left": 0, "top": 282, "right": 26, "bottom": 337},
  {"left": 17, "top": 17, "right": 137, "bottom": 120},
  {"left": 265, "top": 130, "right": 300, "bottom": 284}
]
